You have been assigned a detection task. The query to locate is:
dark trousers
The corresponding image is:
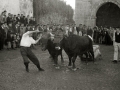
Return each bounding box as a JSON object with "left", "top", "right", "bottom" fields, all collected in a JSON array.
[
  {"left": 20, "top": 47, "right": 41, "bottom": 69},
  {"left": 0, "top": 40, "right": 4, "bottom": 50}
]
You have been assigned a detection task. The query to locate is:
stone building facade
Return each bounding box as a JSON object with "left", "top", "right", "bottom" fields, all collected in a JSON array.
[
  {"left": 0, "top": 0, "right": 33, "bottom": 16},
  {"left": 74, "top": 0, "right": 120, "bottom": 27}
]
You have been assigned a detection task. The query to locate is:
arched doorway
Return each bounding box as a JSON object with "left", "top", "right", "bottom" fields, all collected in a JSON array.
[{"left": 96, "top": 2, "right": 120, "bottom": 28}]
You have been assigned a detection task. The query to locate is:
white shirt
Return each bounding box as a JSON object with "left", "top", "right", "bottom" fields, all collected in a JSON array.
[
  {"left": 20, "top": 31, "right": 36, "bottom": 47},
  {"left": 69, "top": 28, "right": 72, "bottom": 32}
]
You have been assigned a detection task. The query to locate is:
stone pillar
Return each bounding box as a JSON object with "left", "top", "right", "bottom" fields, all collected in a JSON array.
[
  {"left": 74, "top": 0, "right": 86, "bottom": 26},
  {"left": 75, "top": 0, "right": 92, "bottom": 26},
  {"left": 85, "top": 15, "right": 92, "bottom": 26},
  {"left": 90, "top": 16, "right": 97, "bottom": 27}
]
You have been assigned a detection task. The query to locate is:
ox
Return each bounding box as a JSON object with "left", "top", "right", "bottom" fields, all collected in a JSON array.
[
  {"left": 58, "top": 34, "right": 94, "bottom": 70},
  {"left": 40, "top": 31, "right": 64, "bottom": 68}
]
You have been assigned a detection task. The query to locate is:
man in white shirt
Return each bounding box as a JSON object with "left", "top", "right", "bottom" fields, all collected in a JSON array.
[{"left": 20, "top": 30, "right": 44, "bottom": 72}]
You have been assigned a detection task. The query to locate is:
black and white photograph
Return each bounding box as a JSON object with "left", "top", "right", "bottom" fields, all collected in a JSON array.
[{"left": 0, "top": 0, "right": 120, "bottom": 90}]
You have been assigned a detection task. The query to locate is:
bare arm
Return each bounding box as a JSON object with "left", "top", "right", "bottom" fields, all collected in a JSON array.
[
  {"left": 34, "top": 34, "right": 42, "bottom": 44},
  {"left": 113, "top": 30, "right": 115, "bottom": 42},
  {"left": 24, "top": 30, "right": 40, "bottom": 36}
]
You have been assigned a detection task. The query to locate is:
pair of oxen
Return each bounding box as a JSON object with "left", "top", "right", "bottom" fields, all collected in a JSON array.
[{"left": 40, "top": 30, "right": 98, "bottom": 70}]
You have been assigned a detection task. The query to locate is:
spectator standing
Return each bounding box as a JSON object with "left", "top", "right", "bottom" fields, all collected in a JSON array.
[
  {"left": 43, "top": 25, "right": 47, "bottom": 32},
  {"left": 13, "top": 15, "right": 17, "bottom": 22},
  {"left": 87, "top": 26, "right": 93, "bottom": 37},
  {"left": 0, "top": 23, "right": 6, "bottom": 50},
  {"left": 26, "top": 15, "right": 30, "bottom": 25},
  {"left": 16, "top": 14, "right": 21, "bottom": 23},
  {"left": 82, "top": 25, "right": 87, "bottom": 36},
  {"left": 11, "top": 33, "right": 16, "bottom": 49},
  {"left": 20, "top": 14, "right": 24, "bottom": 24},
  {"left": 23, "top": 16, "right": 26, "bottom": 25},
  {"left": 113, "top": 28, "right": 120, "bottom": 63},
  {"left": 29, "top": 17, "right": 33, "bottom": 25},
  {"left": 7, "top": 13, "right": 12, "bottom": 25},
  {"left": 72, "top": 24, "right": 77, "bottom": 35},
  {"left": 20, "top": 24, "right": 26, "bottom": 36},
  {"left": 14, "top": 23, "right": 20, "bottom": 34},
  {"left": 8, "top": 23, "right": 13, "bottom": 33},
  {"left": 104, "top": 28, "right": 112, "bottom": 45},
  {"left": 98, "top": 28, "right": 103, "bottom": 44},
  {"left": 4, "top": 22, "right": 9, "bottom": 46},
  {"left": 0, "top": 11, "right": 7, "bottom": 24},
  {"left": 32, "top": 17, "right": 36, "bottom": 25},
  {"left": 77, "top": 24, "right": 83, "bottom": 36},
  {"left": 16, "top": 33, "right": 21, "bottom": 48},
  {"left": 0, "top": 12, "right": 4, "bottom": 24}
]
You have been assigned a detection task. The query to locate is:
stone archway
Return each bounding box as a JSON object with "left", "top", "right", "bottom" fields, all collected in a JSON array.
[
  {"left": 91, "top": 0, "right": 120, "bottom": 27},
  {"left": 96, "top": 2, "right": 120, "bottom": 27}
]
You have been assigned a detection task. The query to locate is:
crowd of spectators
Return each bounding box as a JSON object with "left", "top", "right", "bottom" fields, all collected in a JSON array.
[
  {"left": 0, "top": 10, "right": 37, "bottom": 50},
  {"left": 62, "top": 24, "right": 114, "bottom": 45},
  {"left": 93, "top": 26, "right": 114, "bottom": 45},
  {"left": 76, "top": 24, "right": 114, "bottom": 45},
  {"left": 0, "top": 10, "right": 115, "bottom": 51},
  {"left": 0, "top": 10, "right": 67, "bottom": 51}
]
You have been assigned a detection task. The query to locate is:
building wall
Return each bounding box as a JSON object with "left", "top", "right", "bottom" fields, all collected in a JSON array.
[
  {"left": 75, "top": 0, "right": 120, "bottom": 27},
  {"left": 0, "top": 0, "right": 33, "bottom": 16},
  {"left": 0, "top": 0, "right": 20, "bottom": 15}
]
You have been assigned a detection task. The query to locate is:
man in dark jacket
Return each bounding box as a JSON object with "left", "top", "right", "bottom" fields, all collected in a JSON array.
[
  {"left": 0, "top": 23, "right": 6, "bottom": 50},
  {"left": 7, "top": 13, "right": 12, "bottom": 25},
  {"left": 16, "top": 14, "right": 21, "bottom": 23},
  {"left": 113, "top": 28, "right": 120, "bottom": 63},
  {"left": 20, "top": 14, "right": 24, "bottom": 24}
]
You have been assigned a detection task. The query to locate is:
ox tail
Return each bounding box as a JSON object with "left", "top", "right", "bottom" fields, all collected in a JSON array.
[{"left": 88, "top": 35, "right": 94, "bottom": 61}]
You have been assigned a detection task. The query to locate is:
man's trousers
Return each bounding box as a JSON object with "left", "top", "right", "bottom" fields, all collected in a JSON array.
[
  {"left": 20, "top": 46, "right": 40, "bottom": 66},
  {"left": 113, "top": 42, "right": 120, "bottom": 61}
]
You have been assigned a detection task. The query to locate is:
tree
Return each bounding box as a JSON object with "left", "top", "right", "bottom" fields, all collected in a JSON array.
[{"left": 33, "top": 0, "right": 74, "bottom": 24}]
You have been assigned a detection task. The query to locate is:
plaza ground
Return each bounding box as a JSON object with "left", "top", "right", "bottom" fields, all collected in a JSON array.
[{"left": 0, "top": 45, "right": 120, "bottom": 90}]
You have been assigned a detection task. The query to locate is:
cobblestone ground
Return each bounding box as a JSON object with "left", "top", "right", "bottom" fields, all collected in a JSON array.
[{"left": 0, "top": 45, "right": 120, "bottom": 90}]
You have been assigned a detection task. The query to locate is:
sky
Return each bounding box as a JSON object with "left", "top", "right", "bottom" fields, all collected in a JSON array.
[{"left": 64, "top": 0, "right": 75, "bottom": 9}]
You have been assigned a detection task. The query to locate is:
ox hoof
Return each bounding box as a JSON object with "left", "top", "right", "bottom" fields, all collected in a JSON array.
[
  {"left": 53, "top": 64, "right": 56, "bottom": 66},
  {"left": 85, "top": 63, "right": 88, "bottom": 65},
  {"left": 66, "top": 69, "right": 70, "bottom": 72},
  {"left": 68, "top": 66, "right": 72, "bottom": 68},
  {"left": 50, "top": 58, "right": 54, "bottom": 61},
  {"left": 61, "top": 63, "right": 65, "bottom": 66},
  {"left": 53, "top": 64, "right": 58, "bottom": 66},
  {"left": 99, "top": 57, "right": 102, "bottom": 60},
  {"left": 93, "top": 62, "right": 98, "bottom": 65},
  {"left": 72, "top": 68, "right": 77, "bottom": 71},
  {"left": 55, "top": 66, "right": 60, "bottom": 69}
]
